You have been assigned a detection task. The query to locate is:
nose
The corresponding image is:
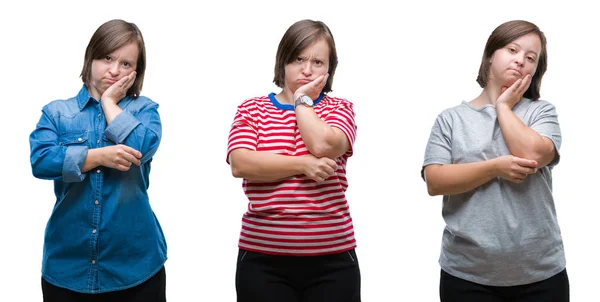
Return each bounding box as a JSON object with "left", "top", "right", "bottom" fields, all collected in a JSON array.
[
  {"left": 108, "top": 62, "right": 120, "bottom": 76},
  {"left": 301, "top": 62, "right": 312, "bottom": 76},
  {"left": 515, "top": 55, "right": 524, "bottom": 67}
]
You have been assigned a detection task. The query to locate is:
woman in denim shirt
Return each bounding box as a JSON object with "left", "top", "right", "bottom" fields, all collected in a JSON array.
[{"left": 29, "top": 19, "right": 167, "bottom": 302}]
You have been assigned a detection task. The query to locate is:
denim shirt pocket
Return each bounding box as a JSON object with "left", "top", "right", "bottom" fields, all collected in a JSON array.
[{"left": 58, "top": 131, "right": 89, "bottom": 147}]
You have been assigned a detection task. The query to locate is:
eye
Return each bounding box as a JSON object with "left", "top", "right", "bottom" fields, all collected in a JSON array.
[
  {"left": 527, "top": 56, "right": 536, "bottom": 63},
  {"left": 104, "top": 55, "right": 112, "bottom": 61},
  {"left": 314, "top": 60, "right": 323, "bottom": 66},
  {"left": 122, "top": 61, "right": 131, "bottom": 67},
  {"left": 508, "top": 47, "right": 517, "bottom": 53},
  {"left": 296, "top": 57, "right": 304, "bottom": 63}
]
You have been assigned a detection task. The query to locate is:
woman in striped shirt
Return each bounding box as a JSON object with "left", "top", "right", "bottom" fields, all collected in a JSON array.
[{"left": 227, "top": 19, "right": 360, "bottom": 302}]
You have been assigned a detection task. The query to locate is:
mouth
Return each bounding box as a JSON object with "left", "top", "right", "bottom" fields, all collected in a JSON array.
[
  {"left": 104, "top": 78, "right": 118, "bottom": 85},
  {"left": 508, "top": 68, "right": 522, "bottom": 75},
  {"left": 298, "top": 79, "right": 312, "bottom": 84}
]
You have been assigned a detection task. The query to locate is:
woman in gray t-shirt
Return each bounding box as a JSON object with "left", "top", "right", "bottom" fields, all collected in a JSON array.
[{"left": 422, "top": 20, "right": 569, "bottom": 302}]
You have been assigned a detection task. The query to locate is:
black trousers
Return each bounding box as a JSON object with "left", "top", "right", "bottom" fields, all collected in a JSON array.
[
  {"left": 236, "top": 249, "right": 361, "bottom": 302},
  {"left": 42, "top": 266, "right": 166, "bottom": 302},
  {"left": 440, "top": 268, "right": 569, "bottom": 302}
]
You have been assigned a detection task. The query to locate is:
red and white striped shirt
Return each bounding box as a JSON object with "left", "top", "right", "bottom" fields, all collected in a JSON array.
[{"left": 227, "top": 93, "right": 357, "bottom": 256}]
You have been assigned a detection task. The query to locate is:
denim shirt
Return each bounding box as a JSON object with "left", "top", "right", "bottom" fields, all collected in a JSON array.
[{"left": 29, "top": 85, "right": 167, "bottom": 293}]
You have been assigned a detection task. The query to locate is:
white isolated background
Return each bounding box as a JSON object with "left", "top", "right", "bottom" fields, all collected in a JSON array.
[{"left": 1, "top": 0, "right": 597, "bottom": 301}]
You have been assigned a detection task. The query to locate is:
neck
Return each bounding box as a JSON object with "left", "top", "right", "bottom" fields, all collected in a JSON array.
[
  {"left": 275, "top": 87, "right": 295, "bottom": 105},
  {"left": 471, "top": 83, "right": 503, "bottom": 108}
]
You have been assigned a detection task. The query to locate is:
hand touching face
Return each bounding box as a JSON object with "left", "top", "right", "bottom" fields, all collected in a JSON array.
[
  {"left": 88, "top": 41, "right": 139, "bottom": 102},
  {"left": 285, "top": 39, "right": 330, "bottom": 100}
]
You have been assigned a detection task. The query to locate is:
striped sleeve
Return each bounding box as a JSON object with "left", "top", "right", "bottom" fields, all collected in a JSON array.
[
  {"left": 324, "top": 100, "right": 357, "bottom": 157},
  {"left": 226, "top": 105, "right": 258, "bottom": 163}
]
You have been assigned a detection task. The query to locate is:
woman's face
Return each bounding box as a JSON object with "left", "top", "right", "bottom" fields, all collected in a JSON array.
[
  {"left": 88, "top": 41, "right": 138, "bottom": 100},
  {"left": 283, "top": 38, "right": 330, "bottom": 93},
  {"left": 488, "top": 32, "right": 541, "bottom": 88}
]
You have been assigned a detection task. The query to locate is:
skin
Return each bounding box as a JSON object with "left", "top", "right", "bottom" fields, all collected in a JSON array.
[
  {"left": 82, "top": 41, "right": 143, "bottom": 173},
  {"left": 230, "top": 38, "right": 350, "bottom": 182},
  {"left": 425, "top": 32, "right": 556, "bottom": 196}
]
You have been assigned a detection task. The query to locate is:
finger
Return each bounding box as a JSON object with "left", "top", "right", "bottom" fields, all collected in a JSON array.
[
  {"left": 115, "top": 163, "right": 131, "bottom": 172},
  {"left": 121, "top": 151, "right": 141, "bottom": 166},
  {"left": 322, "top": 165, "right": 334, "bottom": 175},
  {"left": 506, "top": 78, "right": 522, "bottom": 92},
  {"left": 325, "top": 158, "right": 337, "bottom": 169},
  {"left": 514, "top": 165, "right": 535, "bottom": 175},
  {"left": 319, "top": 73, "right": 329, "bottom": 87},
  {"left": 311, "top": 175, "right": 323, "bottom": 183},
  {"left": 126, "top": 72, "right": 137, "bottom": 89},
  {"left": 317, "top": 171, "right": 329, "bottom": 180},
  {"left": 512, "top": 178, "right": 524, "bottom": 183},
  {"left": 121, "top": 145, "right": 143, "bottom": 158},
  {"left": 517, "top": 74, "right": 532, "bottom": 95},
  {"left": 514, "top": 157, "right": 538, "bottom": 168}
]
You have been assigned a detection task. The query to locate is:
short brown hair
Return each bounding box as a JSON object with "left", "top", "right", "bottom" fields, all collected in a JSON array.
[
  {"left": 476, "top": 20, "right": 547, "bottom": 100},
  {"left": 273, "top": 19, "right": 338, "bottom": 93},
  {"left": 80, "top": 19, "right": 146, "bottom": 98}
]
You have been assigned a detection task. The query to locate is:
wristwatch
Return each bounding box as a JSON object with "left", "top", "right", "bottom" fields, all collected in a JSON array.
[{"left": 294, "top": 94, "right": 314, "bottom": 108}]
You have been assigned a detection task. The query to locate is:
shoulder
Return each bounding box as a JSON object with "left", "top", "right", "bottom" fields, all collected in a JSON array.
[
  {"left": 42, "top": 96, "right": 79, "bottom": 117},
  {"left": 529, "top": 98, "right": 556, "bottom": 109},
  {"left": 321, "top": 95, "right": 353, "bottom": 107},
  {"left": 237, "top": 95, "right": 271, "bottom": 110},
  {"left": 517, "top": 98, "right": 558, "bottom": 114},
  {"left": 125, "top": 95, "right": 159, "bottom": 111},
  {"left": 436, "top": 103, "right": 466, "bottom": 121}
]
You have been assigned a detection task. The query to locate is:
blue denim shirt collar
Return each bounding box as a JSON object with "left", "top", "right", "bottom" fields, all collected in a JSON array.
[
  {"left": 76, "top": 84, "right": 133, "bottom": 111},
  {"left": 76, "top": 85, "right": 96, "bottom": 111}
]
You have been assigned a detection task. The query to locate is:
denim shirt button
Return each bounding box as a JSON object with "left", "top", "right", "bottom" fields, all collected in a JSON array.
[
  {"left": 91, "top": 260, "right": 96, "bottom": 264},
  {"left": 77, "top": 138, "right": 82, "bottom": 142},
  {"left": 94, "top": 200, "right": 99, "bottom": 205},
  {"left": 96, "top": 169, "right": 101, "bottom": 174},
  {"left": 92, "top": 229, "right": 97, "bottom": 234}
]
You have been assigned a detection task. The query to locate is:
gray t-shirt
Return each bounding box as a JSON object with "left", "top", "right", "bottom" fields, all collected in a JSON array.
[{"left": 422, "top": 98, "right": 565, "bottom": 286}]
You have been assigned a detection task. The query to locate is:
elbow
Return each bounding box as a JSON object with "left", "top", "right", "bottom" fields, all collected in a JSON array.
[
  {"left": 230, "top": 163, "right": 245, "bottom": 179},
  {"left": 308, "top": 142, "right": 339, "bottom": 159},
  {"left": 139, "top": 137, "right": 161, "bottom": 164},
  {"left": 426, "top": 182, "right": 441, "bottom": 196},
  {"left": 31, "top": 165, "right": 45, "bottom": 179},
  {"left": 31, "top": 163, "right": 57, "bottom": 180}
]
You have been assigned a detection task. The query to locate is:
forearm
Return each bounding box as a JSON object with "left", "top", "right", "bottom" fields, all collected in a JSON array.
[
  {"left": 295, "top": 105, "right": 347, "bottom": 158},
  {"left": 103, "top": 106, "right": 161, "bottom": 164},
  {"left": 230, "top": 149, "right": 305, "bottom": 182},
  {"left": 82, "top": 148, "right": 103, "bottom": 173},
  {"left": 425, "top": 160, "right": 498, "bottom": 196},
  {"left": 102, "top": 102, "right": 123, "bottom": 125},
  {"left": 496, "top": 104, "right": 554, "bottom": 164}
]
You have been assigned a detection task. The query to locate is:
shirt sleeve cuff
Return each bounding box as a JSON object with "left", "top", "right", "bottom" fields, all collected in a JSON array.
[
  {"left": 104, "top": 111, "right": 141, "bottom": 144},
  {"left": 63, "top": 146, "right": 88, "bottom": 183}
]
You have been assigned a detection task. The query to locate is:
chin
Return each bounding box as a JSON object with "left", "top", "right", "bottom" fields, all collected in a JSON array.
[{"left": 503, "top": 77, "right": 519, "bottom": 87}]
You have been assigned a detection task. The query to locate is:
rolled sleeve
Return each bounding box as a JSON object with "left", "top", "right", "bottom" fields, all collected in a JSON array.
[
  {"left": 63, "top": 146, "right": 88, "bottom": 182},
  {"left": 104, "top": 111, "right": 141, "bottom": 144}
]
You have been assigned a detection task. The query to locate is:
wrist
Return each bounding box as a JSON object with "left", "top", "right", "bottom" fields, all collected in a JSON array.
[
  {"left": 295, "top": 155, "right": 309, "bottom": 175},
  {"left": 86, "top": 148, "right": 102, "bottom": 168},
  {"left": 488, "top": 157, "right": 500, "bottom": 178},
  {"left": 294, "top": 94, "right": 314, "bottom": 109},
  {"left": 495, "top": 102, "right": 513, "bottom": 111}
]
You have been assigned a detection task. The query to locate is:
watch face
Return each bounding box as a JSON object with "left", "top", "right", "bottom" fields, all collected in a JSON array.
[{"left": 301, "top": 95, "right": 313, "bottom": 106}]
